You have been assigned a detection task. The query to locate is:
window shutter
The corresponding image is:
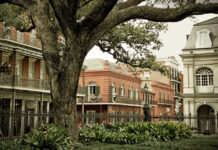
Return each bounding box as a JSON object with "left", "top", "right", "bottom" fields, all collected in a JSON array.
[
  {"left": 128, "top": 90, "right": 130, "bottom": 98},
  {"left": 95, "top": 86, "right": 100, "bottom": 96},
  {"left": 110, "top": 86, "right": 113, "bottom": 102},
  {"left": 124, "top": 88, "right": 125, "bottom": 96},
  {"left": 133, "top": 90, "right": 136, "bottom": 100},
  {"left": 85, "top": 86, "right": 88, "bottom": 96}
]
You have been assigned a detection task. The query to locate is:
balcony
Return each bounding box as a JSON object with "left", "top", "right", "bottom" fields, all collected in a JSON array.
[
  {"left": 0, "top": 74, "right": 49, "bottom": 91},
  {"left": 115, "top": 97, "right": 142, "bottom": 105},
  {"left": 144, "top": 99, "right": 157, "bottom": 105},
  {"left": 170, "top": 76, "right": 181, "bottom": 83},
  {"left": 158, "top": 99, "right": 174, "bottom": 106},
  {"left": 77, "top": 96, "right": 142, "bottom": 105},
  {"left": 0, "top": 74, "right": 84, "bottom": 95}
]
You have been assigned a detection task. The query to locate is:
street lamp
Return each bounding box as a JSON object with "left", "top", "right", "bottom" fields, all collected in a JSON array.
[{"left": 81, "top": 65, "right": 87, "bottom": 125}]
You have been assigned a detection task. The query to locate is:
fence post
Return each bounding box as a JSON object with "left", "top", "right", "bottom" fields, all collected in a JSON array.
[{"left": 189, "top": 113, "right": 191, "bottom": 127}]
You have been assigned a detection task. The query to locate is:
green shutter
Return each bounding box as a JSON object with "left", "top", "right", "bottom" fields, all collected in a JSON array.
[
  {"left": 133, "top": 90, "right": 136, "bottom": 100},
  {"left": 85, "top": 86, "right": 88, "bottom": 96},
  {"left": 128, "top": 90, "right": 130, "bottom": 98},
  {"left": 95, "top": 86, "right": 100, "bottom": 96},
  {"left": 159, "top": 92, "right": 162, "bottom": 103},
  {"left": 110, "top": 86, "right": 113, "bottom": 102},
  {"left": 124, "top": 88, "right": 126, "bottom": 96}
]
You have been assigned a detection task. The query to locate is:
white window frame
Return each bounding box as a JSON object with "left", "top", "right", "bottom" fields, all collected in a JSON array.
[
  {"left": 86, "top": 110, "right": 96, "bottom": 124},
  {"left": 195, "top": 29, "right": 212, "bottom": 48},
  {"left": 17, "top": 31, "right": 23, "bottom": 43},
  {"left": 195, "top": 67, "right": 213, "bottom": 86}
]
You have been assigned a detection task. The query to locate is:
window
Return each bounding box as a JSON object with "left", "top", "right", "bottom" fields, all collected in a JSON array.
[
  {"left": 89, "top": 82, "right": 96, "bottom": 95},
  {"left": 111, "top": 82, "right": 116, "bottom": 101},
  {"left": 164, "top": 93, "right": 166, "bottom": 103},
  {"left": 129, "top": 86, "right": 133, "bottom": 99},
  {"left": 30, "top": 29, "right": 37, "bottom": 46},
  {"left": 196, "top": 29, "right": 212, "bottom": 48},
  {"left": 16, "top": 58, "right": 23, "bottom": 76},
  {"left": 168, "top": 94, "right": 170, "bottom": 104},
  {"left": 28, "top": 59, "right": 35, "bottom": 79},
  {"left": 109, "top": 111, "right": 115, "bottom": 124},
  {"left": 3, "top": 22, "right": 10, "bottom": 39},
  {"left": 17, "top": 31, "right": 23, "bottom": 43},
  {"left": 196, "top": 67, "right": 213, "bottom": 86},
  {"left": 135, "top": 88, "right": 139, "bottom": 100},
  {"left": 86, "top": 110, "right": 95, "bottom": 124},
  {"left": 120, "top": 84, "right": 124, "bottom": 97}
]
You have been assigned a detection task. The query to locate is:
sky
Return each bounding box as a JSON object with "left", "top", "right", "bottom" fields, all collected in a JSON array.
[{"left": 85, "top": 13, "right": 218, "bottom": 72}]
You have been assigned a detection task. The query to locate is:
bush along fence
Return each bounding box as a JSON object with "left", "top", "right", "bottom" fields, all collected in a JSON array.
[
  {"left": 79, "top": 122, "right": 193, "bottom": 144},
  {"left": 0, "top": 111, "right": 217, "bottom": 140}
]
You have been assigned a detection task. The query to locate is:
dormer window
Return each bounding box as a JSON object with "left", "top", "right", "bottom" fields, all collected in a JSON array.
[{"left": 195, "top": 29, "right": 212, "bottom": 48}]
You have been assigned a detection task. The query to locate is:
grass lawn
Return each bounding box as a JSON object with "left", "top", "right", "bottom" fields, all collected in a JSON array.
[{"left": 75, "top": 135, "right": 218, "bottom": 150}]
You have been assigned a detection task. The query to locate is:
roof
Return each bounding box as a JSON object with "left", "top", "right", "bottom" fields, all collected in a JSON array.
[
  {"left": 83, "top": 58, "right": 128, "bottom": 74},
  {"left": 184, "top": 16, "right": 218, "bottom": 49},
  {"left": 194, "top": 16, "right": 218, "bottom": 26}
]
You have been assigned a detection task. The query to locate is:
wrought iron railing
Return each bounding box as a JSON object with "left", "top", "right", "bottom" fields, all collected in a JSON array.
[
  {"left": 158, "top": 99, "right": 174, "bottom": 105},
  {"left": 0, "top": 74, "right": 49, "bottom": 90},
  {"left": 0, "top": 74, "right": 84, "bottom": 94}
]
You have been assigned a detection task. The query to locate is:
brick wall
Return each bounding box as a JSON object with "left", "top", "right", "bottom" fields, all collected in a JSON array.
[
  {"left": 10, "top": 26, "right": 17, "bottom": 42},
  {"left": 0, "top": 22, "right": 3, "bottom": 38}
]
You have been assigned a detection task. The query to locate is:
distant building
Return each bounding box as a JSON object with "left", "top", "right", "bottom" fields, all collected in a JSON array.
[
  {"left": 77, "top": 59, "right": 144, "bottom": 124},
  {"left": 0, "top": 22, "right": 84, "bottom": 137},
  {"left": 157, "top": 57, "right": 183, "bottom": 115},
  {"left": 137, "top": 68, "right": 175, "bottom": 121},
  {"left": 180, "top": 17, "right": 218, "bottom": 134}
]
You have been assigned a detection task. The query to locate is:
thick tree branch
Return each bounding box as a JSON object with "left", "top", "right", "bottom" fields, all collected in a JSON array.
[
  {"left": 115, "top": 0, "right": 144, "bottom": 10},
  {"left": 0, "top": 0, "right": 34, "bottom": 8},
  {"left": 81, "top": 0, "right": 118, "bottom": 30},
  {"left": 49, "top": 0, "right": 79, "bottom": 34},
  {"left": 113, "top": 3, "right": 218, "bottom": 25},
  {"left": 92, "top": 2, "right": 218, "bottom": 40}
]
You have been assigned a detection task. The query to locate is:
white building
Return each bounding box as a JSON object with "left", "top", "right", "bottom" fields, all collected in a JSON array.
[{"left": 180, "top": 17, "right": 218, "bottom": 134}]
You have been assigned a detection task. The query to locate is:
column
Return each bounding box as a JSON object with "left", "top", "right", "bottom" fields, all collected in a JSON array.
[
  {"left": 46, "top": 102, "right": 50, "bottom": 124},
  {"left": 183, "top": 65, "right": 189, "bottom": 93},
  {"left": 20, "top": 100, "right": 25, "bottom": 136},
  {"left": 183, "top": 98, "right": 189, "bottom": 125},
  {"left": 34, "top": 101, "right": 38, "bottom": 129},
  {"left": 214, "top": 64, "right": 218, "bottom": 93},
  {"left": 190, "top": 101, "right": 195, "bottom": 127},
  {"left": 215, "top": 112, "right": 218, "bottom": 134},
  {"left": 40, "top": 93, "right": 43, "bottom": 126},
  {"left": 9, "top": 91, "right": 15, "bottom": 137}
]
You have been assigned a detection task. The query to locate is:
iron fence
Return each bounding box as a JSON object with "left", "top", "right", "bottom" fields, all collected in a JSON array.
[{"left": 0, "top": 111, "right": 217, "bottom": 141}]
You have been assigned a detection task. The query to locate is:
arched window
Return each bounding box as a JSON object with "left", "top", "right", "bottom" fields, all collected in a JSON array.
[{"left": 196, "top": 67, "right": 213, "bottom": 86}]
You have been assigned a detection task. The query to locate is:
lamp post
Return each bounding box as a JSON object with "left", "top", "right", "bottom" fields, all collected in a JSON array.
[
  {"left": 143, "top": 84, "right": 150, "bottom": 122},
  {"left": 81, "top": 65, "right": 87, "bottom": 125}
]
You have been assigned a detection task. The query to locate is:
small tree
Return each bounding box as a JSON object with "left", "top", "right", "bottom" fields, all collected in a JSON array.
[{"left": 1, "top": 0, "right": 218, "bottom": 141}]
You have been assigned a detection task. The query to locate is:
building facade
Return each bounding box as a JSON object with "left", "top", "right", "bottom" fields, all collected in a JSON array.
[
  {"left": 0, "top": 23, "right": 84, "bottom": 137},
  {"left": 180, "top": 17, "right": 218, "bottom": 134},
  {"left": 137, "top": 68, "right": 175, "bottom": 121},
  {"left": 157, "top": 57, "right": 183, "bottom": 115},
  {"left": 77, "top": 59, "right": 144, "bottom": 124}
]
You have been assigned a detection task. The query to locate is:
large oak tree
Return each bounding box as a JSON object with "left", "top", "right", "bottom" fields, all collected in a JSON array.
[{"left": 1, "top": 0, "right": 218, "bottom": 141}]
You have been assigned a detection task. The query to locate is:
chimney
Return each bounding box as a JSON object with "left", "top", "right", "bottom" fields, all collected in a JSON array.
[
  {"left": 117, "top": 62, "right": 121, "bottom": 72},
  {"left": 104, "top": 60, "right": 109, "bottom": 70}
]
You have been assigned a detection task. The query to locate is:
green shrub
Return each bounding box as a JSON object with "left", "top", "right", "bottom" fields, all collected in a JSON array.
[
  {"left": 0, "top": 140, "right": 32, "bottom": 150},
  {"left": 21, "top": 124, "right": 74, "bottom": 150},
  {"left": 79, "top": 122, "right": 193, "bottom": 144}
]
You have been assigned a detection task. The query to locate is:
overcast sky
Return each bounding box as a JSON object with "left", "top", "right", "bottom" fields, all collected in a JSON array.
[{"left": 85, "top": 13, "right": 218, "bottom": 72}]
